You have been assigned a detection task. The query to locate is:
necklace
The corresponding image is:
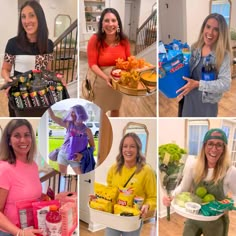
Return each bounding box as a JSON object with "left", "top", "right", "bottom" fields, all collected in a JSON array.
[{"left": 105, "top": 39, "right": 119, "bottom": 47}]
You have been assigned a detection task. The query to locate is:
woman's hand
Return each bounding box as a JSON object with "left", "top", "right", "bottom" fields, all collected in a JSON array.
[
  {"left": 162, "top": 195, "right": 173, "bottom": 207},
  {"left": 74, "top": 153, "right": 83, "bottom": 162},
  {"left": 105, "top": 75, "right": 113, "bottom": 88},
  {"left": 140, "top": 204, "right": 150, "bottom": 218},
  {"left": 176, "top": 76, "right": 199, "bottom": 100},
  {"left": 4, "top": 87, "right": 11, "bottom": 96},
  {"left": 88, "top": 194, "right": 97, "bottom": 202},
  {"left": 18, "top": 228, "right": 43, "bottom": 236}
]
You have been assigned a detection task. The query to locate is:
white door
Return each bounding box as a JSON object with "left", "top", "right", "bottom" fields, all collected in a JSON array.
[
  {"left": 79, "top": 171, "right": 95, "bottom": 223},
  {"left": 159, "top": 0, "right": 185, "bottom": 43},
  {"left": 124, "top": 1, "right": 132, "bottom": 38}
]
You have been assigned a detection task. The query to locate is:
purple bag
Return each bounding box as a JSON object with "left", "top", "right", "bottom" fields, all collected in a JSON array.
[
  {"left": 67, "top": 134, "right": 88, "bottom": 160},
  {"left": 49, "top": 148, "right": 60, "bottom": 161}
]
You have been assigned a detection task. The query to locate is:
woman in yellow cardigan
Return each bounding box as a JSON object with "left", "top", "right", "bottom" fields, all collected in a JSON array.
[{"left": 106, "top": 132, "right": 157, "bottom": 236}]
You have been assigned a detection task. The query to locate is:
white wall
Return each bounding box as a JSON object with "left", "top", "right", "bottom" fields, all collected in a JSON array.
[
  {"left": 138, "top": 0, "right": 156, "bottom": 27},
  {"left": 159, "top": 0, "right": 236, "bottom": 46},
  {"left": 94, "top": 118, "right": 157, "bottom": 184},
  {"left": 185, "top": 0, "right": 210, "bottom": 46},
  {"left": 0, "top": 1, "right": 18, "bottom": 54},
  {"left": 40, "top": 0, "right": 77, "bottom": 41},
  {"left": 0, "top": 0, "right": 77, "bottom": 54}
]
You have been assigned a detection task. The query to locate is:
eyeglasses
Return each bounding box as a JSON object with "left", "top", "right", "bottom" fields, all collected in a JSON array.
[{"left": 206, "top": 142, "right": 224, "bottom": 150}]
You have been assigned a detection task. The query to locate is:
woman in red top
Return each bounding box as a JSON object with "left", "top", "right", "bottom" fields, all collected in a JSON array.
[{"left": 87, "top": 8, "right": 131, "bottom": 117}]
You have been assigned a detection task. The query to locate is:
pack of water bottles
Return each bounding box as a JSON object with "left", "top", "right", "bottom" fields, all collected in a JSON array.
[
  {"left": 159, "top": 39, "right": 191, "bottom": 98},
  {"left": 1, "top": 69, "right": 70, "bottom": 117}
]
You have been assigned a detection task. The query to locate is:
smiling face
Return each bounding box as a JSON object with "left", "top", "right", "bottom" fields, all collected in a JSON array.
[
  {"left": 21, "top": 5, "right": 38, "bottom": 41},
  {"left": 122, "top": 136, "right": 138, "bottom": 167},
  {"left": 204, "top": 131, "right": 225, "bottom": 168},
  {"left": 102, "top": 12, "right": 119, "bottom": 36},
  {"left": 10, "top": 125, "right": 32, "bottom": 160},
  {"left": 203, "top": 18, "right": 219, "bottom": 49}
]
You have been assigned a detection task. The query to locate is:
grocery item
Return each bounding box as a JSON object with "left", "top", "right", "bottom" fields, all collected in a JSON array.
[
  {"left": 59, "top": 202, "right": 77, "bottom": 236},
  {"left": 185, "top": 202, "right": 201, "bottom": 215},
  {"left": 195, "top": 186, "right": 207, "bottom": 198},
  {"left": 175, "top": 192, "right": 202, "bottom": 208},
  {"left": 117, "top": 187, "right": 135, "bottom": 207},
  {"left": 16, "top": 199, "right": 38, "bottom": 229},
  {"left": 32, "top": 200, "right": 60, "bottom": 236},
  {"left": 114, "top": 204, "right": 140, "bottom": 216},
  {"left": 201, "top": 198, "right": 236, "bottom": 216},
  {"left": 133, "top": 196, "right": 144, "bottom": 210},
  {"left": 94, "top": 182, "right": 119, "bottom": 204},
  {"left": 90, "top": 198, "right": 113, "bottom": 213},
  {"left": 46, "top": 205, "right": 62, "bottom": 236},
  {"left": 202, "top": 194, "right": 215, "bottom": 203}
]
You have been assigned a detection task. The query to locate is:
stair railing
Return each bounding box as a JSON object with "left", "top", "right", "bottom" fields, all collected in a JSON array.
[
  {"left": 135, "top": 9, "right": 157, "bottom": 55},
  {"left": 52, "top": 20, "right": 78, "bottom": 84}
]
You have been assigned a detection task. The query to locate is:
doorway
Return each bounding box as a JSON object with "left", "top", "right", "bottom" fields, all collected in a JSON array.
[{"left": 124, "top": 0, "right": 140, "bottom": 42}]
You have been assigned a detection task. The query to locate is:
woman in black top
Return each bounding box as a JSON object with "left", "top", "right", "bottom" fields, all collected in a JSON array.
[{"left": 1, "top": 1, "right": 54, "bottom": 117}]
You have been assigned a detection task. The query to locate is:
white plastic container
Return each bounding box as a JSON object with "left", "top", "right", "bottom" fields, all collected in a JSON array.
[
  {"left": 185, "top": 202, "right": 201, "bottom": 215},
  {"left": 88, "top": 205, "right": 141, "bottom": 232}
]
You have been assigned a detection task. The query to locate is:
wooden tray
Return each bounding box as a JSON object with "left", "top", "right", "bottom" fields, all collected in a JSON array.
[{"left": 112, "top": 79, "right": 148, "bottom": 96}]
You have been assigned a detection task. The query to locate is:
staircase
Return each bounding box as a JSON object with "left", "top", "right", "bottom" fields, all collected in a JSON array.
[
  {"left": 52, "top": 19, "right": 78, "bottom": 98},
  {"left": 135, "top": 6, "right": 157, "bottom": 66}
]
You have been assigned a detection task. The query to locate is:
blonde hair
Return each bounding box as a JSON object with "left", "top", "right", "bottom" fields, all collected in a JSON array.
[
  {"left": 115, "top": 132, "right": 146, "bottom": 174},
  {"left": 192, "top": 13, "right": 232, "bottom": 72},
  {"left": 194, "top": 142, "right": 231, "bottom": 185},
  {"left": 0, "top": 119, "right": 37, "bottom": 164}
]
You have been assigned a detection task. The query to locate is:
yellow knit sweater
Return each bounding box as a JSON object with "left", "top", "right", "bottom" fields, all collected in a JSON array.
[{"left": 107, "top": 164, "right": 157, "bottom": 211}]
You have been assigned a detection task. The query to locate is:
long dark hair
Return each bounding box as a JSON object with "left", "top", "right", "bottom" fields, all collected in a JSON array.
[
  {"left": 17, "top": 0, "right": 49, "bottom": 54},
  {"left": 97, "top": 8, "right": 128, "bottom": 49},
  {"left": 192, "top": 13, "right": 231, "bottom": 71},
  {"left": 0, "top": 119, "right": 37, "bottom": 164},
  {"left": 115, "top": 132, "right": 146, "bottom": 174}
]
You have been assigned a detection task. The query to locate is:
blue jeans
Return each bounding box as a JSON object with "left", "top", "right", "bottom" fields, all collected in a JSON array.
[
  {"left": 0, "top": 231, "right": 12, "bottom": 236},
  {"left": 105, "top": 221, "right": 143, "bottom": 236}
]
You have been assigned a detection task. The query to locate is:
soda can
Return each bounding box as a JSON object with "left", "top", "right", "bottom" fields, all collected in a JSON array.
[
  {"left": 12, "top": 92, "right": 24, "bottom": 109},
  {"left": 56, "top": 84, "right": 63, "bottom": 101},
  {"left": 21, "top": 92, "right": 32, "bottom": 108},
  {"left": 38, "top": 89, "right": 50, "bottom": 106},
  {"left": 29, "top": 91, "right": 41, "bottom": 107},
  {"left": 133, "top": 196, "right": 144, "bottom": 210},
  {"left": 48, "top": 85, "right": 58, "bottom": 104}
]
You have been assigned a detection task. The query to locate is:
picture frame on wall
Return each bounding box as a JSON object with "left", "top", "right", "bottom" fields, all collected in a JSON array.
[
  {"left": 96, "top": 16, "right": 101, "bottom": 22},
  {"left": 87, "top": 25, "right": 93, "bottom": 32}
]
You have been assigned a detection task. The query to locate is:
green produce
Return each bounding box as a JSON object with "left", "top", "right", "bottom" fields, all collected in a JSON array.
[
  {"left": 196, "top": 186, "right": 207, "bottom": 198},
  {"left": 159, "top": 143, "right": 187, "bottom": 164},
  {"left": 203, "top": 194, "right": 215, "bottom": 203},
  {"left": 175, "top": 192, "right": 202, "bottom": 207},
  {"left": 175, "top": 192, "right": 192, "bottom": 207}
]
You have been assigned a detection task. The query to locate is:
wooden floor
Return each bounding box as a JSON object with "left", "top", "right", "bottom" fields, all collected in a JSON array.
[
  {"left": 159, "top": 77, "right": 236, "bottom": 117},
  {"left": 159, "top": 211, "right": 236, "bottom": 236},
  {"left": 79, "top": 218, "right": 157, "bottom": 236}
]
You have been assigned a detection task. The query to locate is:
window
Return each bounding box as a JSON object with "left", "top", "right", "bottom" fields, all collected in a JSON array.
[
  {"left": 210, "top": 0, "right": 231, "bottom": 26},
  {"left": 187, "top": 120, "right": 209, "bottom": 155}
]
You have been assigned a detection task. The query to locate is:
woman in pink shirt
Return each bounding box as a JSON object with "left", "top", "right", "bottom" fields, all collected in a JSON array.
[
  {"left": 0, "top": 119, "right": 43, "bottom": 236},
  {"left": 86, "top": 8, "right": 131, "bottom": 117}
]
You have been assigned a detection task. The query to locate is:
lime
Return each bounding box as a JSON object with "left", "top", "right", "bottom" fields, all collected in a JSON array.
[
  {"left": 203, "top": 194, "right": 215, "bottom": 203},
  {"left": 195, "top": 186, "right": 207, "bottom": 198}
]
